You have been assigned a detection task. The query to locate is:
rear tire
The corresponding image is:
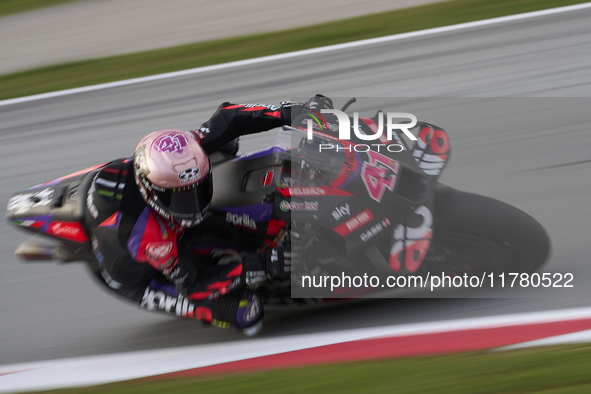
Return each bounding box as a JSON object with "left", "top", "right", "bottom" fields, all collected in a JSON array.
[{"left": 426, "top": 186, "right": 550, "bottom": 274}]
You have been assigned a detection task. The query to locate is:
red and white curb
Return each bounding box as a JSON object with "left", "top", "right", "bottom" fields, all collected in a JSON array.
[{"left": 2, "top": 307, "right": 591, "bottom": 393}]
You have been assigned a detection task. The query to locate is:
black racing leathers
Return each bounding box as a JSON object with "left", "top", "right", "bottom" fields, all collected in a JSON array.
[{"left": 86, "top": 101, "right": 300, "bottom": 330}]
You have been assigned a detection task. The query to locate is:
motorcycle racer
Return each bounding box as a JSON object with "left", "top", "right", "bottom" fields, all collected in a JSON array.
[{"left": 86, "top": 99, "right": 309, "bottom": 335}]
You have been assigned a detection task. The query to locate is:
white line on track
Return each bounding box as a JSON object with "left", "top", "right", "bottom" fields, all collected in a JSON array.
[
  {"left": 1, "top": 307, "right": 591, "bottom": 393},
  {"left": 1, "top": 2, "right": 591, "bottom": 108},
  {"left": 497, "top": 328, "right": 591, "bottom": 350}
]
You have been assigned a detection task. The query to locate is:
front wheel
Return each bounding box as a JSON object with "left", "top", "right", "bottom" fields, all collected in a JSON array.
[{"left": 424, "top": 186, "right": 551, "bottom": 275}]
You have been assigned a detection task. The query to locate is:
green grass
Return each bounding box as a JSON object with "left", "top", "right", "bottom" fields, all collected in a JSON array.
[
  {"left": 0, "top": 0, "right": 84, "bottom": 18},
  {"left": 1, "top": 0, "right": 588, "bottom": 101},
  {"left": 30, "top": 344, "right": 591, "bottom": 393}
]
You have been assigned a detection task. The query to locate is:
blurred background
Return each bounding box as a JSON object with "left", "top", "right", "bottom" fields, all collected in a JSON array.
[{"left": 1, "top": 0, "right": 591, "bottom": 392}]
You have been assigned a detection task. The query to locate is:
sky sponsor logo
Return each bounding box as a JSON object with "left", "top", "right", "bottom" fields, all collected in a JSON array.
[{"left": 332, "top": 203, "right": 350, "bottom": 220}]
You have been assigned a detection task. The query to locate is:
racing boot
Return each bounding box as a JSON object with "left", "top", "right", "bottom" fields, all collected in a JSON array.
[{"left": 209, "top": 288, "right": 264, "bottom": 335}]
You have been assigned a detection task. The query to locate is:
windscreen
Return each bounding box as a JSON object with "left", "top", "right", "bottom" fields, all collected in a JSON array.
[{"left": 276, "top": 126, "right": 345, "bottom": 188}]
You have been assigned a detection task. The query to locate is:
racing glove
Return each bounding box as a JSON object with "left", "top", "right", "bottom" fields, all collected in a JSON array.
[
  {"left": 287, "top": 94, "right": 334, "bottom": 123},
  {"left": 242, "top": 245, "right": 292, "bottom": 285},
  {"left": 305, "top": 94, "right": 334, "bottom": 111}
]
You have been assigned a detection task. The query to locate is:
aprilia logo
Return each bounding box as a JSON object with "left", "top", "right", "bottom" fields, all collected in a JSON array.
[
  {"left": 226, "top": 212, "right": 257, "bottom": 230},
  {"left": 48, "top": 221, "right": 89, "bottom": 243}
]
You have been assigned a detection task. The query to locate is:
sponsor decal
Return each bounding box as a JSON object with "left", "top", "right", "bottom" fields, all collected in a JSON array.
[
  {"left": 239, "top": 103, "right": 280, "bottom": 111},
  {"left": 287, "top": 187, "right": 325, "bottom": 196},
  {"left": 15, "top": 219, "right": 45, "bottom": 229},
  {"left": 246, "top": 296, "right": 261, "bottom": 322},
  {"left": 140, "top": 288, "right": 204, "bottom": 318},
  {"left": 277, "top": 186, "right": 352, "bottom": 197},
  {"left": 279, "top": 200, "right": 318, "bottom": 212},
  {"left": 290, "top": 201, "right": 319, "bottom": 211},
  {"left": 332, "top": 203, "right": 350, "bottom": 220},
  {"left": 280, "top": 200, "right": 291, "bottom": 212},
  {"left": 145, "top": 242, "right": 174, "bottom": 260},
  {"left": 360, "top": 218, "right": 391, "bottom": 242},
  {"left": 8, "top": 189, "right": 54, "bottom": 215},
  {"left": 333, "top": 209, "right": 374, "bottom": 237},
  {"left": 302, "top": 118, "right": 339, "bottom": 132},
  {"left": 47, "top": 221, "right": 89, "bottom": 243},
  {"left": 192, "top": 130, "right": 206, "bottom": 140},
  {"left": 246, "top": 270, "right": 267, "bottom": 285},
  {"left": 278, "top": 177, "right": 299, "bottom": 188},
  {"left": 155, "top": 133, "right": 188, "bottom": 154},
  {"left": 361, "top": 150, "right": 399, "bottom": 202},
  {"left": 226, "top": 212, "right": 257, "bottom": 230},
  {"left": 260, "top": 169, "right": 274, "bottom": 187},
  {"left": 178, "top": 167, "right": 200, "bottom": 184}
]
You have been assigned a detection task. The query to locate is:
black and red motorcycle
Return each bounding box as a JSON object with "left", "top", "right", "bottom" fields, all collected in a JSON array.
[{"left": 6, "top": 101, "right": 550, "bottom": 303}]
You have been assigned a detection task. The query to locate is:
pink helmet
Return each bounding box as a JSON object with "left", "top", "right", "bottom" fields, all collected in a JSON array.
[{"left": 133, "top": 129, "right": 213, "bottom": 227}]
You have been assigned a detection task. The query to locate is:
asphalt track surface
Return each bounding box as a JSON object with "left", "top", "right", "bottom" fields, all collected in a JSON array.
[
  {"left": 2, "top": 8, "right": 591, "bottom": 366},
  {"left": 0, "top": 0, "right": 443, "bottom": 75}
]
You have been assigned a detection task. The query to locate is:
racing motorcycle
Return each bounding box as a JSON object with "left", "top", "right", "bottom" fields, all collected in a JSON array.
[{"left": 6, "top": 100, "right": 550, "bottom": 303}]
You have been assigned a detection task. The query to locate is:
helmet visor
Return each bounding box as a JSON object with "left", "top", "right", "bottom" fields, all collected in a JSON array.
[{"left": 154, "top": 173, "right": 213, "bottom": 221}]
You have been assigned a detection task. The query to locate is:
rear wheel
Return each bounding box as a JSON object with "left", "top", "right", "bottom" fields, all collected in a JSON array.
[{"left": 424, "top": 186, "right": 550, "bottom": 275}]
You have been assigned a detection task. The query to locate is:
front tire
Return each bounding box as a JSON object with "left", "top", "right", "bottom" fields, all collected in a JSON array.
[{"left": 425, "top": 186, "right": 551, "bottom": 275}]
